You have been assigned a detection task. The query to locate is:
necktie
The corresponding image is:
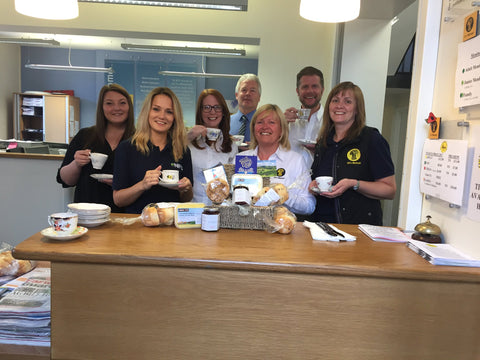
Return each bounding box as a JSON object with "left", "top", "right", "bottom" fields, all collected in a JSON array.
[{"left": 238, "top": 115, "right": 248, "bottom": 136}]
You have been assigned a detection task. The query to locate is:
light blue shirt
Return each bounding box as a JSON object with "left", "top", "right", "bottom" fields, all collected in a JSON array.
[{"left": 230, "top": 109, "right": 256, "bottom": 142}]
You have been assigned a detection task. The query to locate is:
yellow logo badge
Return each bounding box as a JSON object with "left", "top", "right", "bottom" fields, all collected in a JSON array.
[
  {"left": 347, "top": 148, "right": 361, "bottom": 162},
  {"left": 440, "top": 141, "right": 448, "bottom": 153},
  {"left": 277, "top": 168, "right": 285, "bottom": 177}
]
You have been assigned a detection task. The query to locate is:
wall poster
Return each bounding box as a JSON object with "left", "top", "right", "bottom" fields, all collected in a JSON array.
[
  {"left": 420, "top": 139, "right": 468, "bottom": 206},
  {"left": 455, "top": 34, "right": 480, "bottom": 108},
  {"left": 467, "top": 126, "right": 480, "bottom": 221}
]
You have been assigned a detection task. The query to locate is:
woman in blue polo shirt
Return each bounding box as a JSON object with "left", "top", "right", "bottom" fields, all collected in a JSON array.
[
  {"left": 308, "top": 81, "right": 396, "bottom": 225},
  {"left": 113, "top": 87, "right": 193, "bottom": 214}
]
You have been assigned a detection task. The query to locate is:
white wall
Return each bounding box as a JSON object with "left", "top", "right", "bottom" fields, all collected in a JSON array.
[
  {"left": 340, "top": 19, "right": 391, "bottom": 131},
  {"left": 415, "top": 0, "right": 480, "bottom": 257},
  {"left": 0, "top": 44, "right": 20, "bottom": 139},
  {"left": 0, "top": 156, "right": 74, "bottom": 247}
]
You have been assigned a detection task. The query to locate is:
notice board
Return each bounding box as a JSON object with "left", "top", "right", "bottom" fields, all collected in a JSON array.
[{"left": 420, "top": 139, "right": 468, "bottom": 206}]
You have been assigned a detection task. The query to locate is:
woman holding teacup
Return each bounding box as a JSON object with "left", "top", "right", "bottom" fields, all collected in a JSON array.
[
  {"left": 308, "top": 81, "right": 396, "bottom": 225},
  {"left": 187, "top": 89, "right": 238, "bottom": 204},
  {"left": 57, "top": 84, "right": 135, "bottom": 213},
  {"left": 239, "top": 104, "right": 315, "bottom": 216},
  {"left": 113, "top": 87, "right": 193, "bottom": 214}
]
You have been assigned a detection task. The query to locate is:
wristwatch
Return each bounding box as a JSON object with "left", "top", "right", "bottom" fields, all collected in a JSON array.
[{"left": 353, "top": 180, "right": 360, "bottom": 191}]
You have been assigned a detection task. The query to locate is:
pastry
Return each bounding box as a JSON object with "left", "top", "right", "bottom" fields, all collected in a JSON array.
[
  {"left": 206, "top": 178, "right": 230, "bottom": 204},
  {"left": 271, "top": 183, "right": 289, "bottom": 204},
  {"left": 142, "top": 203, "right": 160, "bottom": 226},
  {"left": 157, "top": 206, "right": 174, "bottom": 226},
  {"left": 253, "top": 183, "right": 289, "bottom": 206},
  {"left": 0, "top": 251, "right": 34, "bottom": 276}
]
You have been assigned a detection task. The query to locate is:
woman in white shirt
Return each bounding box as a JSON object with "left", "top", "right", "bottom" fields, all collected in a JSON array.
[
  {"left": 239, "top": 104, "right": 315, "bottom": 216},
  {"left": 188, "top": 89, "right": 238, "bottom": 204}
]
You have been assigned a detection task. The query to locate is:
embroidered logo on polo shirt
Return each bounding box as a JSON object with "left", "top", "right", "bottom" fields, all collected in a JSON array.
[
  {"left": 347, "top": 148, "right": 361, "bottom": 164},
  {"left": 277, "top": 168, "right": 286, "bottom": 177},
  {"left": 171, "top": 163, "right": 183, "bottom": 171}
]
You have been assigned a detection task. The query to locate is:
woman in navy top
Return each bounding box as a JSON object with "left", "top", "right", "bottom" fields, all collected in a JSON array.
[
  {"left": 113, "top": 87, "right": 193, "bottom": 214},
  {"left": 308, "top": 82, "right": 396, "bottom": 225},
  {"left": 57, "top": 84, "right": 135, "bottom": 212}
]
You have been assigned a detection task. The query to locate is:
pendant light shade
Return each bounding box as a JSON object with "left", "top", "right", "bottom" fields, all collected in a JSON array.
[
  {"left": 300, "top": 0, "right": 360, "bottom": 23},
  {"left": 15, "top": 0, "right": 79, "bottom": 20}
]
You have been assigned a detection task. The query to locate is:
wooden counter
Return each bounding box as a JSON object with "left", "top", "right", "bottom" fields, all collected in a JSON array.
[{"left": 13, "top": 215, "right": 480, "bottom": 360}]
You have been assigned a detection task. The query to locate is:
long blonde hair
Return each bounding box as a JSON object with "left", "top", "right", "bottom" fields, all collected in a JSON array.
[
  {"left": 131, "top": 87, "right": 187, "bottom": 161},
  {"left": 249, "top": 104, "right": 290, "bottom": 150}
]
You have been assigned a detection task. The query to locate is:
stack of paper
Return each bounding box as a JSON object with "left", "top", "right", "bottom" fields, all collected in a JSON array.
[
  {"left": 0, "top": 267, "right": 50, "bottom": 346},
  {"left": 407, "top": 239, "right": 480, "bottom": 267},
  {"left": 358, "top": 224, "right": 411, "bottom": 242}
]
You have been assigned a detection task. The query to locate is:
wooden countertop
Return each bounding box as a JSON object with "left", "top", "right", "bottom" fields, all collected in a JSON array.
[{"left": 13, "top": 214, "right": 480, "bottom": 283}]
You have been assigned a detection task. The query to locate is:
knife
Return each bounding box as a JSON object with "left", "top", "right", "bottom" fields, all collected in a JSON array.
[{"left": 317, "top": 222, "right": 345, "bottom": 238}]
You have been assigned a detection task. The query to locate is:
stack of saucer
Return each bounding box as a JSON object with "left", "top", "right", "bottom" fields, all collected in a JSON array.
[{"left": 67, "top": 203, "right": 111, "bottom": 227}]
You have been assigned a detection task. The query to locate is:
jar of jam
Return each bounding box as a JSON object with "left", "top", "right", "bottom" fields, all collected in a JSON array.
[
  {"left": 233, "top": 185, "right": 251, "bottom": 205},
  {"left": 201, "top": 207, "right": 220, "bottom": 232}
]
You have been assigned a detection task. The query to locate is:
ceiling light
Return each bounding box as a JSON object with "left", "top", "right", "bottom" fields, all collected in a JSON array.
[
  {"left": 159, "top": 70, "right": 241, "bottom": 78},
  {"left": 300, "top": 0, "right": 360, "bottom": 23},
  {"left": 25, "top": 64, "right": 113, "bottom": 73},
  {"left": 15, "top": 0, "right": 79, "bottom": 20},
  {"left": 78, "top": 0, "right": 247, "bottom": 11},
  {"left": 121, "top": 43, "right": 246, "bottom": 56},
  {"left": 0, "top": 38, "right": 60, "bottom": 46}
]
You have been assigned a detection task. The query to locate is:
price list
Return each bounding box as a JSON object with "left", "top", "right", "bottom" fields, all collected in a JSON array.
[{"left": 420, "top": 139, "right": 468, "bottom": 206}]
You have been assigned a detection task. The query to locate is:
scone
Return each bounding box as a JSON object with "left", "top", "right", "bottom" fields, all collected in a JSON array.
[
  {"left": 141, "top": 203, "right": 160, "bottom": 226},
  {"left": 206, "top": 178, "right": 230, "bottom": 204}
]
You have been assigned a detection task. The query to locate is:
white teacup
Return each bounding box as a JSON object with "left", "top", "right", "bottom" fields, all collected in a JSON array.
[
  {"left": 297, "top": 108, "right": 311, "bottom": 122},
  {"left": 316, "top": 176, "right": 333, "bottom": 192},
  {"left": 162, "top": 170, "right": 179, "bottom": 183},
  {"left": 90, "top": 152, "right": 108, "bottom": 170},
  {"left": 206, "top": 128, "right": 221, "bottom": 141},
  {"left": 232, "top": 135, "right": 244, "bottom": 146},
  {"left": 48, "top": 212, "right": 78, "bottom": 234}
]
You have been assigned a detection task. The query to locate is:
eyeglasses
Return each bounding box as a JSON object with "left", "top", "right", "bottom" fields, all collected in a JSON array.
[{"left": 202, "top": 105, "right": 223, "bottom": 113}]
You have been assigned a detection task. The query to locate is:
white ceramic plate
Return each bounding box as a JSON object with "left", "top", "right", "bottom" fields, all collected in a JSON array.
[
  {"left": 78, "top": 213, "right": 110, "bottom": 220},
  {"left": 90, "top": 174, "right": 113, "bottom": 180},
  {"left": 68, "top": 203, "right": 111, "bottom": 215},
  {"left": 78, "top": 218, "right": 109, "bottom": 227},
  {"left": 158, "top": 179, "right": 180, "bottom": 189},
  {"left": 298, "top": 139, "right": 317, "bottom": 146},
  {"left": 40, "top": 226, "right": 88, "bottom": 241}
]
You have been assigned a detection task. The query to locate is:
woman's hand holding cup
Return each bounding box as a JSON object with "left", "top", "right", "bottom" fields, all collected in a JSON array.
[
  {"left": 74, "top": 149, "right": 92, "bottom": 167},
  {"left": 142, "top": 165, "right": 162, "bottom": 191}
]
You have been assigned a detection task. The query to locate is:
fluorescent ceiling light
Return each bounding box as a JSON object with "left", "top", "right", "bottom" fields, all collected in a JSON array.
[
  {"left": 78, "top": 0, "right": 247, "bottom": 11},
  {"left": 121, "top": 43, "right": 246, "bottom": 56},
  {"left": 15, "top": 0, "right": 79, "bottom": 20},
  {"left": 159, "top": 70, "right": 241, "bottom": 78},
  {"left": 300, "top": 0, "right": 360, "bottom": 23},
  {"left": 0, "top": 38, "right": 60, "bottom": 46},
  {"left": 25, "top": 64, "right": 113, "bottom": 73}
]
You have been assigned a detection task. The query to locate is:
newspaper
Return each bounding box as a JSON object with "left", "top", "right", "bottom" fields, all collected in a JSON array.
[{"left": 0, "top": 267, "right": 50, "bottom": 346}]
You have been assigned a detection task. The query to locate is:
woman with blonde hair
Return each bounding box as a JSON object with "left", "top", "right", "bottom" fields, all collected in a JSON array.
[
  {"left": 113, "top": 87, "right": 193, "bottom": 213},
  {"left": 239, "top": 104, "right": 315, "bottom": 216}
]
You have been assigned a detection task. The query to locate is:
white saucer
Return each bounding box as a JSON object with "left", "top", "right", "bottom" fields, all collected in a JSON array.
[
  {"left": 41, "top": 226, "right": 88, "bottom": 241},
  {"left": 239, "top": 143, "right": 249, "bottom": 147},
  {"left": 158, "top": 180, "right": 180, "bottom": 189},
  {"left": 298, "top": 139, "right": 317, "bottom": 146},
  {"left": 90, "top": 174, "right": 113, "bottom": 180}
]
